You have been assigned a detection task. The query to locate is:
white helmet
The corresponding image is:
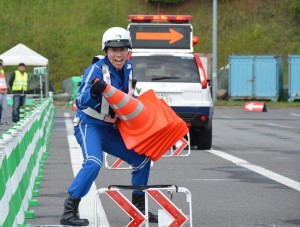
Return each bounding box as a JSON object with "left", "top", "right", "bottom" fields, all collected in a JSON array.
[{"left": 102, "top": 27, "right": 132, "bottom": 51}]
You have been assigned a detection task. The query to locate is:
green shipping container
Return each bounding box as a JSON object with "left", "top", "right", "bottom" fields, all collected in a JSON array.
[{"left": 62, "top": 76, "right": 83, "bottom": 101}]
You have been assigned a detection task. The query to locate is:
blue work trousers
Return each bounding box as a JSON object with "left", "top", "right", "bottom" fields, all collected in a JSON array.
[
  {"left": 68, "top": 123, "right": 151, "bottom": 199},
  {"left": 12, "top": 94, "right": 26, "bottom": 123}
]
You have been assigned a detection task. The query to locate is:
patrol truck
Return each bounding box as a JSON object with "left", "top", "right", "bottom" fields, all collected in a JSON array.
[{"left": 127, "top": 15, "right": 213, "bottom": 150}]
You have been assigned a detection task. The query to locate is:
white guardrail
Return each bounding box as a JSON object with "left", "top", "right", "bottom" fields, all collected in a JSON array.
[{"left": 0, "top": 98, "right": 55, "bottom": 227}]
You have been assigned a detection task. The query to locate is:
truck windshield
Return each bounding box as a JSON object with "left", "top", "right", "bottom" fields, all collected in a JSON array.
[{"left": 131, "top": 55, "right": 200, "bottom": 83}]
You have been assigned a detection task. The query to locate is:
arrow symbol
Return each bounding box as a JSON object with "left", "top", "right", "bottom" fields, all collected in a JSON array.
[
  {"left": 146, "top": 189, "right": 188, "bottom": 226},
  {"left": 245, "top": 102, "right": 264, "bottom": 111},
  {"left": 106, "top": 190, "right": 145, "bottom": 227},
  {"left": 136, "top": 29, "right": 184, "bottom": 44},
  {"left": 245, "top": 102, "right": 263, "bottom": 111}
]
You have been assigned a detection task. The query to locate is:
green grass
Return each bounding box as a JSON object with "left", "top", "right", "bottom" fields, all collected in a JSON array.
[{"left": 1, "top": 0, "right": 300, "bottom": 93}]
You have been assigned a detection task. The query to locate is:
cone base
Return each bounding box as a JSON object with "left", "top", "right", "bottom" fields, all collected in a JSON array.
[{"left": 133, "top": 99, "right": 189, "bottom": 161}]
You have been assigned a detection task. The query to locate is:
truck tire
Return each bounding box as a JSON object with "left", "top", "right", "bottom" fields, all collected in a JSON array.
[{"left": 196, "top": 125, "right": 212, "bottom": 150}]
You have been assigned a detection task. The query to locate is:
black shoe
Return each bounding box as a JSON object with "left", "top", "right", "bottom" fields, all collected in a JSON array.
[
  {"left": 132, "top": 193, "right": 158, "bottom": 223},
  {"left": 60, "top": 196, "right": 89, "bottom": 226}
]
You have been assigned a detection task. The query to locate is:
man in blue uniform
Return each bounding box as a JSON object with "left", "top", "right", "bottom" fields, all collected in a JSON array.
[{"left": 60, "top": 27, "right": 158, "bottom": 226}]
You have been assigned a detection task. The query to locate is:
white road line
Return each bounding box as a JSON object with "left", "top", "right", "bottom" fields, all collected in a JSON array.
[
  {"left": 64, "top": 112, "right": 110, "bottom": 227},
  {"left": 208, "top": 149, "right": 300, "bottom": 192},
  {"left": 220, "top": 115, "right": 233, "bottom": 119},
  {"left": 263, "top": 122, "right": 293, "bottom": 129},
  {"left": 290, "top": 113, "right": 300, "bottom": 117}
]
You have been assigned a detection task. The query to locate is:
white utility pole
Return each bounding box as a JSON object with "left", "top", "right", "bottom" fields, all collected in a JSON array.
[{"left": 212, "top": 0, "right": 218, "bottom": 102}]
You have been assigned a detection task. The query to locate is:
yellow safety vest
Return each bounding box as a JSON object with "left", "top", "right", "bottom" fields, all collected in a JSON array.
[{"left": 12, "top": 70, "right": 28, "bottom": 91}]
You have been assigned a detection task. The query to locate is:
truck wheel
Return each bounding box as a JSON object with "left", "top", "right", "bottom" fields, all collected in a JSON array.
[{"left": 196, "top": 126, "right": 212, "bottom": 150}]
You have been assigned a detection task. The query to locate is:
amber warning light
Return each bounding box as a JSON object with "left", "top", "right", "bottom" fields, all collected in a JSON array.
[
  {"left": 192, "top": 36, "right": 200, "bottom": 46},
  {"left": 128, "top": 15, "right": 193, "bottom": 23}
]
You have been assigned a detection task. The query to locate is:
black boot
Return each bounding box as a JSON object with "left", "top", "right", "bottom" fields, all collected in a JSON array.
[
  {"left": 60, "top": 196, "right": 89, "bottom": 226},
  {"left": 132, "top": 193, "right": 158, "bottom": 223}
]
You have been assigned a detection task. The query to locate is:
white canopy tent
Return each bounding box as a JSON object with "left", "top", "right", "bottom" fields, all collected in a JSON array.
[
  {"left": 0, "top": 43, "right": 48, "bottom": 66},
  {"left": 0, "top": 43, "right": 50, "bottom": 96}
]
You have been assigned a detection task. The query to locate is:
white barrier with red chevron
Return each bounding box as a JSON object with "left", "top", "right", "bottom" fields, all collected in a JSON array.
[
  {"left": 103, "top": 133, "right": 190, "bottom": 170},
  {"left": 94, "top": 185, "right": 192, "bottom": 227},
  {"left": 163, "top": 133, "right": 191, "bottom": 157},
  {"left": 104, "top": 152, "right": 154, "bottom": 170},
  {"left": 104, "top": 152, "right": 132, "bottom": 170}
]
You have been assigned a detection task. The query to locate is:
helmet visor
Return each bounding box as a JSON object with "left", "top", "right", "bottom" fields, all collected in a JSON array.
[{"left": 105, "top": 39, "right": 131, "bottom": 49}]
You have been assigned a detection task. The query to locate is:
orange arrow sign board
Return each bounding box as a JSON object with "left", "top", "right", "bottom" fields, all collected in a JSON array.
[{"left": 136, "top": 29, "right": 184, "bottom": 44}]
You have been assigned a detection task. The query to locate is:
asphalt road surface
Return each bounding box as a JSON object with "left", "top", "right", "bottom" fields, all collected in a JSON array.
[{"left": 14, "top": 106, "right": 299, "bottom": 227}]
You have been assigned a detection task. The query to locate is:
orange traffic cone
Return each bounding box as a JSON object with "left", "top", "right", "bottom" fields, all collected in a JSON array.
[
  {"left": 103, "top": 84, "right": 169, "bottom": 148},
  {"left": 102, "top": 84, "right": 189, "bottom": 161}
]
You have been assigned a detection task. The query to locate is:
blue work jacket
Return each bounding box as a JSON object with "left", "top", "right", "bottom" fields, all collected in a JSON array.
[{"left": 76, "top": 55, "right": 132, "bottom": 126}]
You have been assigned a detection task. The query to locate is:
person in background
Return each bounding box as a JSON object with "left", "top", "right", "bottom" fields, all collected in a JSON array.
[
  {"left": 9, "top": 63, "right": 28, "bottom": 123},
  {"left": 0, "top": 59, "right": 8, "bottom": 125}
]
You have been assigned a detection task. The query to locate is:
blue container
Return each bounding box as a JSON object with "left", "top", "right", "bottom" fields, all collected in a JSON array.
[
  {"left": 229, "top": 55, "right": 254, "bottom": 98},
  {"left": 288, "top": 55, "right": 300, "bottom": 102},
  {"left": 229, "top": 55, "right": 283, "bottom": 101}
]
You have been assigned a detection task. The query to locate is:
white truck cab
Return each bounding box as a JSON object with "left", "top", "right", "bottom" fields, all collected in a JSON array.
[{"left": 128, "top": 15, "right": 213, "bottom": 149}]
